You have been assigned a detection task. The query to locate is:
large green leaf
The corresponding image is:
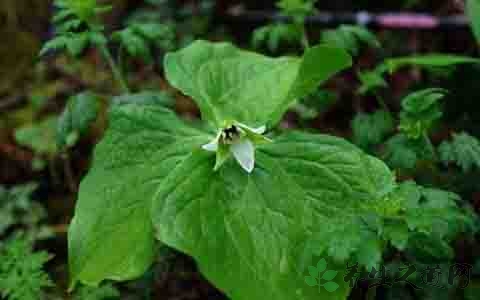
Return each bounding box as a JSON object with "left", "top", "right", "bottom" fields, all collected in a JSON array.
[
  {"left": 151, "top": 137, "right": 359, "bottom": 300},
  {"left": 151, "top": 130, "right": 398, "bottom": 300},
  {"left": 467, "top": 0, "right": 480, "bottom": 44},
  {"left": 68, "top": 104, "right": 209, "bottom": 287},
  {"left": 164, "top": 40, "right": 351, "bottom": 127}
]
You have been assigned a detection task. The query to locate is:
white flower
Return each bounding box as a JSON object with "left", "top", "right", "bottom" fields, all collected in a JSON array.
[{"left": 202, "top": 122, "right": 269, "bottom": 173}]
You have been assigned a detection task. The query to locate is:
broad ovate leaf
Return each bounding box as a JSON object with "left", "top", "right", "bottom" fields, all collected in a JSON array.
[
  {"left": 68, "top": 104, "right": 210, "bottom": 287},
  {"left": 152, "top": 141, "right": 353, "bottom": 300},
  {"left": 152, "top": 131, "right": 399, "bottom": 300},
  {"left": 164, "top": 40, "right": 351, "bottom": 127}
]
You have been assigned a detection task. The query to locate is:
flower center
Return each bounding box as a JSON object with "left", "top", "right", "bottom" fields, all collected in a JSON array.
[{"left": 220, "top": 125, "right": 242, "bottom": 144}]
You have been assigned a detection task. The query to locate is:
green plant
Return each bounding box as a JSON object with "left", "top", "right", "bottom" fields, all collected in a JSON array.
[
  {"left": 0, "top": 236, "right": 52, "bottom": 300},
  {"left": 57, "top": 92, "right": 99, "bottom": 150},
  {"left": 439, "top": 132, "right": 480, "bottom": 172},
  {"left": 321, "top": 25, "right": 381, "bottom": 56},
  {"left": 0, "top": 183, "right": 52, "bottom": 241},
  {"left": 252, "top": 0, "right": 317, "bottom": 52},
  {"left": 65, "top": 38, "right": 476, "bottom": 300},
  {"left": 14, "top": 116, "right": 58, "bottom": 171}
]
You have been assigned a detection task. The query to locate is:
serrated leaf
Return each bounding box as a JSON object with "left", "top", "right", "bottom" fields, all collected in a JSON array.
[
  {"left": 439, "top": 132, "right": 480, "bottom": 172},
  {"left": 322, "top": 270, "right": 338, "bottom": 281},
  {"left": 113, "top": 28, "right": 152, "bottom": 63},
  {"left": 57, "top": 92, "right": 99, "bottom": 149},
  {"left": 382, "top": 134, "right": 434, "bottom": 170},
  {"left": 0, "top": 236, "right": 52, "bottom": 300},
  {"left": 68, "top": 105, "right": 210, "bottom": 287},
  {"left": 251, "top": 24, "right": 302, "bottom": 52},
  {"left": 164, "top": 40, "right": 352, "bottom": 127},
  {"left": 351, "top": 110, "right": 394, "bottom": 150},
  {"left": 399, "top": 89, "right": 446, "bottom": 139},
  {"left": 322, "top": 25, "right": 380, "bottom": 56}
]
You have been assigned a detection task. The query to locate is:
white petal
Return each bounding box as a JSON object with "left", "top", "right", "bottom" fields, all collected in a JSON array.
[
  {"left": 202, "top": 130, "right": 222, "bottom": 152},
  {"left": 202, "top": 141, "right": 218, "bottom": 152},
  {"left": 231, "top": 139, "right": 255, "bottom": 173},
  {"left": 251, "top": 125, "right": 266, "bottom": 134},
  {"left": 237, "top": 123, "right": 266, "bottom": 134}
]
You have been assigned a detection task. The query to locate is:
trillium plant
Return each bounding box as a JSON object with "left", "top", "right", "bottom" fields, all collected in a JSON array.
[{"left": 69, "top": 40, "right": 475, "bottom": 300}]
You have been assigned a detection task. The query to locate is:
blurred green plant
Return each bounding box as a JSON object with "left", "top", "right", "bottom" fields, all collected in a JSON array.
[
  {"left": 252, "top": 0, "right": 317, "bottom": 52},
  {"left": 0, "top": 236, "right": 52, "bottom": 300},
  {"left": 14, "top": 116, "right": 59, "bottom": 171},
  {"left": 321, "top": 25, "right": 381, "bottom": 56},
  {"left": 352, "top": 110, "right": 394, "bottom": 151},
  {"left": 398, "top": 88, "right": 446, "bottom": 140},
  {"left": 57, "top": 92, "right": 99, "bottom": 150},
  {"left": 439, "top": 132, "right": 480, "bottom": 172},
  {"left": 0, "top": 183, "right": 52, "bottom": 242},
  {"left": 466, "top": 0, "right": 480, "bottom": 45}
]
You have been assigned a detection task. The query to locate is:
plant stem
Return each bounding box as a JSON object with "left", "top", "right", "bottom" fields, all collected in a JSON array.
[
  {"left": 373, "top": 92, "right": 390, "bottom": 114},
  {"left": 423, "top": 132, "right": 438, "bottom": 161},
  {"left": 301, "top": 24, "right": 310, "bottom": 50},
  {"left": 62, "top": 152, "right": 77, "bottom": 193},
  {"left": 99, "top": 43, "right": 130, "bottom": 94}
]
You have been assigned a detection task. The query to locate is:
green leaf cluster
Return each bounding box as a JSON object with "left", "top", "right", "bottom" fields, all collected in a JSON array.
[
  {"left": 39, "top": 0, "right": 110, "bottom": 57},
  {"left": 0, "top": 236, "right": 52, "bottom": 300},
  {"left": 252, "top": 24, "right": 303, "bottom": 52},
  {"left": 54, "top": 0, "right": 111, "bottom": 24},
  {"left": 0, "top": 184, "right": 51, "bottom": 240},
  {"left": 15, "top": 116, "right": 58, "bottom": 156},
  {"left": 382, "top": 133, "right": 435, "bottom": 170},
  {"left": 439, "top": 132, "right": 480, "bottom": 172},
  {"left": 321, "top": 25, "right": 381, "bottom": 56},
  {"left": 277, "top": 0, "right": 317, "bottom": 19},
  {"left": 352, "top": 110, "right": 394, "bottom": 150},
  {"left": 398, "top": 88, "right": 446, "bottom": 139},
  {"left": 112, "top": 23, "right": 176, "bottom": 63}
]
